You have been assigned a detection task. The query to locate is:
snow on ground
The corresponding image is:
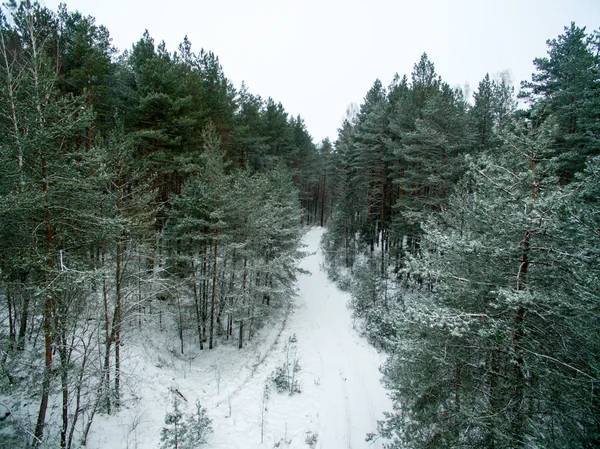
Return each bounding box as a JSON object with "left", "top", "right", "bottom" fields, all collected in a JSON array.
[{"left": 89, "top": 227, "right": 391, "bottom": 449}]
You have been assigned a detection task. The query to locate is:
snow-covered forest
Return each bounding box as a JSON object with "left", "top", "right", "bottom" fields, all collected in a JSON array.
[{"left": 0, "top": 1, "right": 598, "bottom": 448}]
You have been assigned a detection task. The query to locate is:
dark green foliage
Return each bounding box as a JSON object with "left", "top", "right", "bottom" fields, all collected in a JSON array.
[
  {"left": 56, "top": 4, "right": 115, "bottom": 133},
  {"left": 185, "top": 400, "right": 213, "bottom": 447},
  {"left": 0, "top": 3, "right": 126, "bottom": 446},
  {"left": 521, "top": 23, "right": 600, "bottom": 182},
  {"left": 166, "top": 131, "right": 304, "bottom": 352},
  {"left": 160, "top": 396, "right": 185, "bottom": 449},
  {"left": 325, "top": 53, "right": 472, "bottom": 281},
  {"left": 470, "top": 73, "right": 515, "bottom": 154}
]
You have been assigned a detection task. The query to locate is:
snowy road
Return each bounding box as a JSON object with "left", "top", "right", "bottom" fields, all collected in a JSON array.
[{"left": 283, "top": 227, "right": 391, "bottom": 449}]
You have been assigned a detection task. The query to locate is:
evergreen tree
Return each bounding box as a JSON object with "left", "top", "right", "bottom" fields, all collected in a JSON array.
[
  {"left": 232, "top": 84, "right": 268, "bottom": 169},
  {"left": 160, "top": 395, "right": 186, "bottom": 449},
  {"left": 393, "top": 58, "right": 470, "bottom": 230},
  {"left": 182, "top": 400, "right": 213, "bottom": 447},
  {"left": 322, "top": 21, "right": 600, "bottom": 449},
  {"left": 521, "top": 23, "right": 600, "bottom": 182},
  {"left": 352, "top": 79, "right": 392, "bottom": 251},
  {"left": 327, "top": 118, "right": 361, "bottom": 268},
  {"left": 168, "top": 123, "right": 229, "bottom": 350},
  {"left": 55, "top": 4, "right": 115, "bottom": 136}
]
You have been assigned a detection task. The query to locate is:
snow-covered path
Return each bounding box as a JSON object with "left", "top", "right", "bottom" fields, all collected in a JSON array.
[
  {"left": 89, "top": 227, "right": 391, "bottom": 449},
  {"left": 282, "top": 227, "right": 391, "bottom": 448}
]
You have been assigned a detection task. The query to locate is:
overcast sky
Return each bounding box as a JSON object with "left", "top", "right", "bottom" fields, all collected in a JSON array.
[{"left": 44, "top": 0, "right": 599, "bottom": 143}]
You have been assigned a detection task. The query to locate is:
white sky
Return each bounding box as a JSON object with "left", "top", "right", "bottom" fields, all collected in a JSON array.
[{"left": 44, "top": 0, "right": 599, "bottom": 143}]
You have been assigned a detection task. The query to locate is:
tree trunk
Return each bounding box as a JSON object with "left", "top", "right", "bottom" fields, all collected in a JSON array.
[
  {"left": 345, "top": 224, "right": 350, "bottom": 268},
  {"left": 7, "top": 288, "right": 15, "bottom": 348},
  {"left": 454, "top": 362, "right": 462, "bottom": 439},
  {"left": 178, "top": 297, "right": 184, "bottom": 354},
  {"left": 102, "top": 256, "right": 111, "bottom": 414},
  {"left": 239, "top": 255, "right": 248, "bottom": 349},
  {"left": 17, "top": 290, "right": 29, "bottom": 350},
  {"left": 60, "top": 345, "right": 68, "bottom": 449},
  {"left": 192, "top": 258, "right": 203, "bottom": 350},
  {"left": 138, "top": 251, "right": 142, "bottom": 329},
  {"left": 33, "top": 151, "right": 54, "bottom": 447},
  {"left": 486, "top": 348, "right": 500, "bottom": 449},
  {"left": 67, "top": 331, "right": 93, "bottom": 449},
  {"left": 511, "top": 306, "right": 526, "bottom": 447},
  {"left": 511, "top": 226, "right": 530, "bottom": 447},
  {"left": 320, "top": 173, "right": 326, "bottom": 227},
  {"left": 114, "top": 236, "right": 122, "bottom": 406},
  {"left": 202, "top": 240, "right": 208, "bottom": 347},
  {"left": 209, "top": 237, "right": 218, "bottom": 349}
]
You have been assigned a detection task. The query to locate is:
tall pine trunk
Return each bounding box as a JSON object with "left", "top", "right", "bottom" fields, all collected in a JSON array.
[
  {"left": 59, "top": 342, "right": 69, "bottom": 449},
  {"left": 202, "top": 240, "right": 208, "bottom": 347},
  {"left": 192, "top": 258, "right": 203, "bottom": 350},
  {"left": 17, "top": 289, "right": 29, "bottom": 350},
  {"left": 320, "top": 173, "right": 326, "bottom": 227},
  {"left": 114, "top": 235, "right": 122, "bottom": 406},
  {"left": 239, "top": 255, "right": 248, "bottom": 349},
  {"left": 102, "top": 253, "right": 112, "bottom": 413},
  {"left": 34, "top": 144, "right": 54, "bottom": 447},
  {"left": 6, "top": 288, "right": 15, "bottom": 348},
  {"left": 510, "top": 143, "right": 537, "bottom": 446},
  {"left": 209, "top": 237, "right": 218, "bottom": 349}
]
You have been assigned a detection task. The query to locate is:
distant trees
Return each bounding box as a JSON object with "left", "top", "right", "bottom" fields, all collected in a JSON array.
[
  {"left": 325, "top": 24, "right": 600, "bottom": 449},
  {"left": 323, "top": 53, "right": 472, "bottom": 273}
]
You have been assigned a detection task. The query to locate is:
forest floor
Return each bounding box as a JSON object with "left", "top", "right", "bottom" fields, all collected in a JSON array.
[{"left": 89, "top": 227, "right": 391, "bottom": 449}]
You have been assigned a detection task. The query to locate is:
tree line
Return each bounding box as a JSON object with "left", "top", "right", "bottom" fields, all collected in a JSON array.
[
  {"left": 323, "top": 23, "right": 600, "bottom": 449},
  {"left": 0, "top": 1, "right": 329, "bottom": 447}
]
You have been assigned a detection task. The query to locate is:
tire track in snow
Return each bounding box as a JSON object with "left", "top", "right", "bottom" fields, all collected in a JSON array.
[
  {"left": 215, "top": 301, "right": 292, "bottom": 408},
  {"left": 289, "top": 228, "right": 391, "bottom": 448}
]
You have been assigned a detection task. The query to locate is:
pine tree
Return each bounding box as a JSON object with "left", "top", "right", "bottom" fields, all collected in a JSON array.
[
  {"left": 160, "top": 396, "right": 186, "bottom": 449},
  {"left": 325, "top": 118, "right": 361, "bottom": 268},
  {"left": 182, "top": 400, "right": 213, "bottom": 448},
  {"left": 520, "top": 23, "right": 600, "bottom": 182},
  {"left": 168, "top": 123, "right": 229, "bottom": 350},
  {"left": 352, "top": 79, "right": 392, "bottom": 252},
  {"left": 232, "top": 84, "right": 268, "bottom": 168},
  {"left": 96, "top": 132, "right": 157, "bottom": 410},
  {"left": 394, "top": 62, "right": 470, "bottom": 224},
  {"left": 55, "top": 4, "right": 115, "bottom": 136},
  {"left": 470, "top": 73, "right": 516, "bottom": 155},
  {"left": 560, "top": 156, "right": 600, "bottom": 446}
]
